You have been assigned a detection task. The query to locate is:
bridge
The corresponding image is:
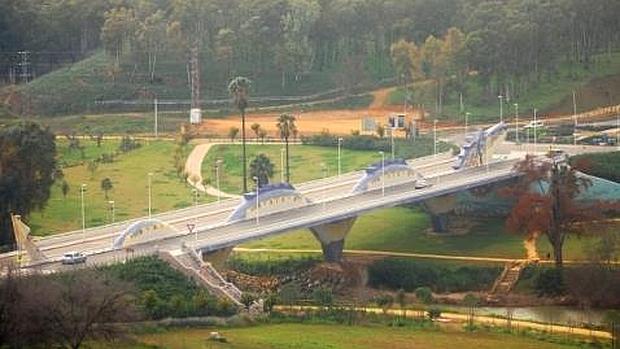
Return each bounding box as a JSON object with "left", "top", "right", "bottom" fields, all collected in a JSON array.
[{"left": 4, "top": 121, "right": 614, "bottom": 304}]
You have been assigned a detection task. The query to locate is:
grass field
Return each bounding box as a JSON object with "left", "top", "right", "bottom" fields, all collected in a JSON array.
[
  {"left": 241, "top": 206, "right": 597, "bottom": 260},
  {"left": 201, "top": 144, "right": 378, "bottom": 194},
  {"left": 102, "top": 323, "right": 581, "bottom": 349},
  {"left": 389, "top": 52, "right": 620, "bottom": 122},
  {"left": 28, "top": 139, "right": 205, "bottom": 235},
  {"left": 241, "top": 207, "right": 530, "bottom": 259}
]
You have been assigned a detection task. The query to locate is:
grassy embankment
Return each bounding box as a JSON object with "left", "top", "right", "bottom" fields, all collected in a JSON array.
[
  {"left": 388, "top": 52, "right": 620, "bottom": 122},
  {"left": 29, "top": 139, "right": 202, "bottom": 236},
  {"left": 94, "top": 323, "right": 583, "bottom": 349}
]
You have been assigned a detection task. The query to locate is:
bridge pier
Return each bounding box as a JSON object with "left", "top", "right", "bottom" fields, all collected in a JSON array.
[
  {"left": 423, "top": 195, "right": 458, "bottom": 233},
  {"left": 310, "top": 217, "right": 357, "bottom": 263},
  {"left": 201, "top": 247, "right": 233, "bottom": 269}
]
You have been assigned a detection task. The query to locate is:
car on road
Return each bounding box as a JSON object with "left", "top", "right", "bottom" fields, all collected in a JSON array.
[
  {"left": 523, "top": 120, "right": 544, "bottom": 129},
  {"left": 415, "top": 178, "right": 430, "bottom": 189},
  {"left": 62, "top": 251, "right": 87, "bottom": 265}
]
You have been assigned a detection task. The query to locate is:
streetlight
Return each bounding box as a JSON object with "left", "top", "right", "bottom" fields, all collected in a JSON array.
[
  {"left": 465, "top": 112, "right": 470, "bottom": 138},
  {"left": 108, "top": 200, "right": 115, "bottom": 223},
  {"left": 80, "top": 184, "right": 87, "bottom": 240},
  {"left": 321, "top": 163, "right": 328, "bottom": 210},
  {"left": 252, "top": 176, "right": 259, "bottom": 225},
  {"left": 280, "top": 148, "right": 285, "bottom": 182},
  {"left": 390, "top": 127, "right": 395, "bottom": 160},
  {"left": 215, "top": 159, "right": 223, "bottom": 203},
  {"left": 148, "top": 172, "right": 153, "bottom": 218},
  {"left": 533, "top": 108, "right": 538, "bottom": 153},
  {"left": 514, "top": 103, "right": 519, "bottom": 144},
  {"left": 337, "top": 137, "right": 343, "bottom": 177},
  {"left": 498, "top": 95, "right": 504, "bottom": 123},
  {"left": 433, "top": 119, "right": 438, "bottom": 157},
  {"left": 378, "top": 151, "right": 385, "bottom": 197}
]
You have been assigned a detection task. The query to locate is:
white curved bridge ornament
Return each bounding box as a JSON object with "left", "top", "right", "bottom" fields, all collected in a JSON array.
[{"left": 112, "top": 219, "right": 180, "bottom": 249}]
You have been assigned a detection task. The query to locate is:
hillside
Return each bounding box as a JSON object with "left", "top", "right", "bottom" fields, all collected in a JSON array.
[{"left": 388, "top": 52, "right": 620, "bottom": 122}]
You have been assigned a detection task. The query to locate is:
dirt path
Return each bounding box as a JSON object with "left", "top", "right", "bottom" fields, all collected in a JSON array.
[
  {"left": 276, "top": 305, "right": 612, "bottom": 340},
  {"left": 368, "top": 87, "right": 395, "bottom": 110}
]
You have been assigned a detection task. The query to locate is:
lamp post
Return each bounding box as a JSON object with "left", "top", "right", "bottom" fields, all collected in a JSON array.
[
  {"left": 433, "top": 119, "right": 438, "bottom": 157},
  {"left": 321, "top": 163, "right": 328, "bottom": 210},
  {"left": 108, "top": 200, "right": 115, "bottom": 223},
  {"left": 80, "top": 184, "right": 87, "bottom": 240},
  {"left": 337, "top": 137, "right": 343, "bottom": 176},
  {"left": 253, "top": 176, "right": 259, "bottom": 225},
  {"left": 390, "top": 127, "right": 395, "bottom": 160},
  {"left": 148, "top": 172, "right": 153, "bottom": 218},
  {"left": 573, "top": 90, "right": 578, "bottom": 145},
  {"left": 215, "top": 159, "right": 223, "bottom": 203},
  {"left": 280, "top": 148, "right": 285, "bottom": 182},
  {"left": 379, "top": 151, "right": 385, "bottom": 197},
  {"left": 498, "top": 95, "right": 504, "bottom": 123},
  {"left": 465, "top": 112, "right": 470, "bottom": 138},
  {"left": 533, "top": 108, "right": 538, "bottom": 154},
  {"left": 514, "top": 103, "right": 519, "bottom": 144},
  {"left": 154, "top": 98, "right": 158, "bottom": 138}
]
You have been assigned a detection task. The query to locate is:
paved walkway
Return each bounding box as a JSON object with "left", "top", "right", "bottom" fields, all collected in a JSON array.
[{"left": 184, "top": 143, "right": 239, "bottom": 199}]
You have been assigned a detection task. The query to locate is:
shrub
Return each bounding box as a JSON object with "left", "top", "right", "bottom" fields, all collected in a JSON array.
[
  {"left": 226, "top": 255, "right": 320, "bottom": 276},
  {"left": 367, "top": 258, "right": 501, "bottom": 293},
  {"left": 533, "top": 267, "right": 566, "bottom": 297}
]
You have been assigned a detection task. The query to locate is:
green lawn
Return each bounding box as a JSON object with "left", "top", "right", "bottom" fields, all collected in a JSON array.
[
  {"left": 242, "top": 207, "right": 530, "bottom": 259},
  {"left": 389, "top": 52, "right": 620, "bottom": 122},
  {"left": 241, "top": 206, "right": 598, "bottom": 260},
  {"left": 29, "top": 139, "right": 206, "bottom": 235},
  {"left": 201, "top": 144, "right": 379, "bottom": 194},
  {"left": 103, "top": 323, "right": 580, "bottom": 349}
]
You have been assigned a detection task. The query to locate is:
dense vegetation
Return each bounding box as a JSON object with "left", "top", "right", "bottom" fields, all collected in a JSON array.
[
  {"left": 571, "top": 151, "right": 620, "bottom": 183},
  {"left": 105, "top": 256, "right": 237, "bottom": 319},
  {"left": 1, "top": 0, "right": 619, "bottom": 116},
  {"left": 367, "top": 258, "right": 502, "bottom": 293}
]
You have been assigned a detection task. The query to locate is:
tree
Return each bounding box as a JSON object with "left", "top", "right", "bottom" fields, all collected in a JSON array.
[
  {"left": 375, "top": 294, "right": 394, "bottom": 315},
  {"left": 228, "top": 127, "right": 239, "bottom": 142},
  {"left": 463, "top": 293, "right": 480, "bottom": 331},
  {"left": 100, "top": 7, "right": 136, "bottom": 67},
  {"left": 415, "top": 286, "right": 433, "bottom": 318},
  {"left": 250, "top": 154, "right": 274, "bottom": 188},
  {"left": 228, "top": 76, "right": 252, "bottom": 193},
  {"left": 240, "top": 293, "right": 255, "bottom": 310},
  {"left": 61, "top": 181, "right": 70, "bottom": 199},
  {"left": 100, "top": 177, "right": 113, "bottom": 199},
  {"left": 503, "top": 155, "right": 607, "bottom": 267},
  {"left": 263, "top": 293, "right": 278, "bottom": 313},
  {"left": 258, "top": 129, "right": 268, "bottom": 144},
  {"left": 251, "top": 123, "right": 261, "bottom": 140},
  {"left": 376, "top": 124, "right": 385, "bottom": 138},
  {"left": 396, "top": 288, "right": 407, "bottom": 318},
  {"left": 276, "top": 113, "right": 297, "bottom": 183},
  {"left": 87, "top": 160, "right": 99, "bottom": 178},
  {"left": 0, "top": 122, "right": 56, "bottom": 247}
]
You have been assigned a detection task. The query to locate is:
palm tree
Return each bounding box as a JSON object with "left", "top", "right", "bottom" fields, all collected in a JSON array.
[
  {"left": 228, "top": 76, "right": 251, "bottom": 193},
  {"left": 249, "top": 154, "right": 274, "bottom": 187},
  {"left": 276, "top": 113, "right": 297, "bottom": 183}
]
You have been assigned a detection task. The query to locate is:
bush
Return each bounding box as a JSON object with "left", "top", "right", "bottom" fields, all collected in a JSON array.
[
  {"left": 427, "top": 307, "right": 442, "bottom": 320},
  {"left": 533, "top": 267, "right": 566, "bottom": 297},
  {"left": 226, "top": 255, "right": 321, "bottom": 277},
  {"left": 367, "top": 258, "right": 501, "bottom": 293}
]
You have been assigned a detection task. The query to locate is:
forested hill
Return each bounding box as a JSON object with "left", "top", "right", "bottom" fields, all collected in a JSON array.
[{"left": 1, "top": 0, "right": 619, "bottom": 117}]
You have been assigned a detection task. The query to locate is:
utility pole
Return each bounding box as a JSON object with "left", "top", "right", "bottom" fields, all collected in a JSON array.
[
  {"left": 514, "top": 103, "right": 519, "bottom": 144},
  {"left": 498, "top": 95, "right": 504, "bottom": 123},
  {"left": 573, "top": 90, "right": 578, "bottom": 146},
  {"left": 154, "top": 98, "right": 158, "bottom": 138}
]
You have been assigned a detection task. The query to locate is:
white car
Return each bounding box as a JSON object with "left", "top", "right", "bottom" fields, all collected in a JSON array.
[
  {"left": 62, "top": 252, "right": 87, "bottom": 265},
  {"left": 415, "top": 179, "right": 430, "bottom": 189},
  {"left": 522, "top": 120, "right": 544, "bottom": 129}
]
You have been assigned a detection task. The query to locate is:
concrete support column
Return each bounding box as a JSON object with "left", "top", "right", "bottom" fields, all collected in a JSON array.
[
  {"left": 201, "top": 247, "right": 233, "bottom": 269},
  {"left": 310, "top": 217, "right": 357, "bottom": 263},
  {"left": 423, "top": 194, "right": 457, "bottom": 233}
]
